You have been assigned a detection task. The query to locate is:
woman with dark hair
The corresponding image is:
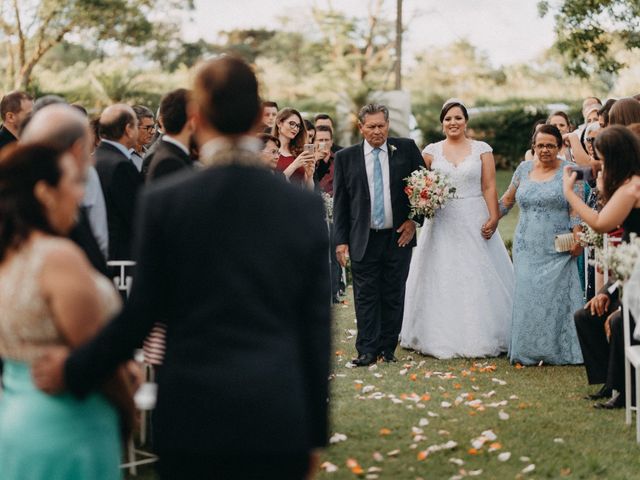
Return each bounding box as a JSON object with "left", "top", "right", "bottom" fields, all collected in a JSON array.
[
  {"left": 563, "top": 125, "right": 640, "bottom": 237},
  {"left": 599, "top": 99, "right": 617, "bottom": 128},
  {"left": 400, "top": 99, "right": 514, "bottom": 358},
  {"left": 272, "top": 108, "right": 315, "bottom": 189},
  {"left": 547, "top": 111, "right": 573, "bottom": 161},
  {"left": 0, "top": 144, "right": 130, "bottom": 479},
  {"left": 500, "top": 124, "right": 584, "bottom": 365},
  {"left": 304, "top": 119, "right": 315, "bottom": 144},
  {"left": 564, "top": 125, "right": 640, "bottom": 409},
  {"left": 609, "top": 97, "right": 640, "bottom": 126}
]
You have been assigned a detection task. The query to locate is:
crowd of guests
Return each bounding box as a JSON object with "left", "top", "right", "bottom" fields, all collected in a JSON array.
[{"left": 2, "top": 54, "right": 640, "bottom": 478}]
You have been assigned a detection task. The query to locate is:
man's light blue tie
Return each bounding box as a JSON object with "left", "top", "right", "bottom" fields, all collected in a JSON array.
[{"left": 372, "top": 147, "right": 385, "bottom": 228}]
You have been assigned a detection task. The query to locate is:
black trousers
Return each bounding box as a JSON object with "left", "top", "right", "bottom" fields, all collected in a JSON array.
[
  {"left": 607, "top": 310, "right": 638, "bottom": 396},
  {"left": 574, "top": 299, "right": 619, "bottom": 385},
  {"left": 157, "top": 451, "right": 309, "bottom": 480},
  {"left": 350, "top": 229, "right": 412, "bottom": 356}
]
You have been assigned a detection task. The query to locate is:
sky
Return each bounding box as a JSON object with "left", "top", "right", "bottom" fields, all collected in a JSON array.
[{"left": 185, "top": 0, "right": 557, "bottom": 67}]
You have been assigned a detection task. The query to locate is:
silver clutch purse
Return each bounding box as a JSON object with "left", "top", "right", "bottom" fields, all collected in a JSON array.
[{"left": 554, "top": 233, "right": 576, "bottom": 252}]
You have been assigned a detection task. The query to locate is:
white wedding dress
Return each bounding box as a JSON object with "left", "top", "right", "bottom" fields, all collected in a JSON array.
[{"left": 399, "top": 140, "right": 514, "bottom": 358}]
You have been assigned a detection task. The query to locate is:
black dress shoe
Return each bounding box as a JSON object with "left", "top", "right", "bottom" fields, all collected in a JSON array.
[
  {"left": 594, "top": 393, "right": 624, "bottom": 409},
  {"left": 380, "top": 351, "right": 398, "bottom": 363},
  {"left": 584, "top": 386, "right": 612, "bottom": 400},
  {"left": 332, "top": 296, "right": 341, "bottom": 304},
  {"left": 352, "top": 353, "right": 377, "bottom": 367}
]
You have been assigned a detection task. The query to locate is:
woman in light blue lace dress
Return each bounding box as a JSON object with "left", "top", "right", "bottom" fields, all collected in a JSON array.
[{"left": 499, "top": 125, "right": 584, "bottom": 365}]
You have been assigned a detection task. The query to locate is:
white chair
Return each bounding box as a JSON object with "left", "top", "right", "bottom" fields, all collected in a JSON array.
[
  {"left": 623, "top": 284, "right": 640, "bottom": 443},
  {"left": 106, "top": 261, "right": 159, "bottom": 475}
]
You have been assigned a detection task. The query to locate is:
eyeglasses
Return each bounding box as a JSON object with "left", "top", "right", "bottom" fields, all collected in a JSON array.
[
  {"left": 534, "top": 143, "right": 558, "bottom": 150},
  {"left": 139, "top": 125, "right": 156, "bottom": 132},
  {"left": 262, "top": 148, "right": 279, "bottom": 156},
  {"left": 287, "top": 121, "right": 301, "bottom": 130}
]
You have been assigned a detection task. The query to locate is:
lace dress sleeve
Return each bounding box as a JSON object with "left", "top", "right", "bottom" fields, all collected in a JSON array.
[
  {"left": 475, "top": 141, "right": 493, "bottom": 156},
  {"left": 499, "top": 161, "right": 527, "bottom": 217}
]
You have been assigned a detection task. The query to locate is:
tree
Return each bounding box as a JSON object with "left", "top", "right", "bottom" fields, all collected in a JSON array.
[
  {"left": 539, "top": 0, "right": 640, "bottom": 77},
  {"left": 0, "top": 0, "right": 193, "bottom": 90}
]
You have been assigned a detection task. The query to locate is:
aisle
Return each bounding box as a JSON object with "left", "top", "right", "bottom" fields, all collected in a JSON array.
[{"left": 319, "top": 289, "right": 640, "bottom": 479}]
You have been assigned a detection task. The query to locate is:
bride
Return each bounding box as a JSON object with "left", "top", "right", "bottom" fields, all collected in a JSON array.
[{"left": 400, "top": 99, "right": 514, "bottom": 358}]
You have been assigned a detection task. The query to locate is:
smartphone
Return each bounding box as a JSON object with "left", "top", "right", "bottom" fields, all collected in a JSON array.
[
  {"left": 570, "top": 165, "right": 593, "bottom": 182},
  {"left": 318, "top": 141, "right": 327, "bottom": 153},
  {"left": 303, "top": 143, "right": 315, "bottom": 155}
]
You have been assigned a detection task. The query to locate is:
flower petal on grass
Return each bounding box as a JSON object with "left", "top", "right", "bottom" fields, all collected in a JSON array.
[
  {"left": 387, "top": 449, "right": 400, "bottom": 457},
  {"left": 468, "top": 470, "right": 483, "bottom": 476},
  {"left": 499, "top": 410, "right": 510, "bottom": 420},
  {"left": 321, "top": 461, "right": 338, "bottom": 472},
  {"left": 554, "top": 438, "right": 565, "bottom": 444},
  {"left": 522, "top": 464, "right": 536, "bottom": 474},
  {"left": 441, "top": 401, "right": 452, "bottom": 408},
  {"left": 329, "top": 433, "right": 348, "bottom": 444},
  {"left": 372, "top": 452, "right": 384, "bottom": 462},
  {"left": 419, "top": 418, "right": 430, "bottom": 427},
  {"left": 497, "top": 452, "right": 511, "bottom": 462},
  {"left": 491, "top": 378, "right": 507, "bottom": 386},
  {"left": 449, "top": 458, "right": 465, "bottom": 466},
  {"left": 379, "top": 428, "right": 392, "bottom": 436}
]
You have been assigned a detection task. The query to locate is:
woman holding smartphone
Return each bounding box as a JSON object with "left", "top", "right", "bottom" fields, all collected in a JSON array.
[{"left": 272, "top": 108, "right": 315, "bottom": 189}]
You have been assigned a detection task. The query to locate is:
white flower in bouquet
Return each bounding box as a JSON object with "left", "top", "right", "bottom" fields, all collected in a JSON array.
[
  {"left": 322, "top": 192, "right": 333, "bottom": 223},
  {"left": 594, "top": 234, "right": 640, "bottom": 282},
  {"left": 578, "top": 223, "right": 604, "bottom": 249},
  {"left": 404, "top": 167, "right": 456, "bottom": 220}
]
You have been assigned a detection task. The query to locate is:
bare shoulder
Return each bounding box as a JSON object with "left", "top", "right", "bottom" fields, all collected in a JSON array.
[{"left": 39, "top": 237, "right": 92, "bottom": 278}]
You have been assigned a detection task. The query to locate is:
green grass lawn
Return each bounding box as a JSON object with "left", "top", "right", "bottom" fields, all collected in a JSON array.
[
  {"left": 318, "top": 294, "right": 640, "bottom": 480},
  {"left": 496, "top": 169, "right": 518, "bottom": 244}
]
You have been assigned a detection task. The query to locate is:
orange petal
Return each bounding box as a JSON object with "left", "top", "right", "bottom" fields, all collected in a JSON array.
[
  {"left": 379, "top": 428, "right": 392, "bottom": 436},
  {"left": 490, "top": 442, "right": 502, "bottom": 450},
  {"left": 346, "top": 458, "right": 359, "bottom": 468},
  {"left": 417, "top": 451, "right": 428, "bottom": 461},
  {"left": 410, "top": 374, "right": 418, "bottom": 381},
  {"left": 468, "top": 448, "right": 479, "bottom": 455},
  {"left": 421, "top": 394, "right": 431, "bottom": 401}
]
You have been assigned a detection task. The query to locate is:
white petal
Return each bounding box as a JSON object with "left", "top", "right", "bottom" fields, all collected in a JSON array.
[
  {"left": 482, "top": 430, "right": 497, "bottom": 441},
  {"left": 419, "top": 418, "right": 430, "bottom": 427},
  {"left": 554, "top": 438, "right": 564, "bottom": 443},
  {"left": 499, "top": 410, "right": 510, "bottom": 420},
  {"left": 441, "top": 401, "right": 452, "bottom": 408},
  {"left": 497, "top": 452, "right": 511, "bottom": 462},
  {"left": 449, "top": 458, "right": 465, "bottom": 466},
  {"left": 522, "top": 464, "right": 536, "bottom": 474},
  {"left": 321, "top": 461, "right": 338, "bottom": 472}
]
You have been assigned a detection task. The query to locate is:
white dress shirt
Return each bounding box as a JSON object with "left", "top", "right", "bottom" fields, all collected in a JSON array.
[
  {"left": 162, "top": 135, "right": 190, "bottom": 156},
  {"left": 81, "top": 166, "right": 109, "bottom": 259},
  {"left": 364, "top": 140, "right": 393, "bottom": 229}
]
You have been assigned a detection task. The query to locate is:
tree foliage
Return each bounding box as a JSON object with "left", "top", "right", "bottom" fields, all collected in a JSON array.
[
  {"left": 539, "top": 0, "right": 640, "bottom": 77},
  {"left": 0, "top": 0, "right": 193, "bottom": 89}
]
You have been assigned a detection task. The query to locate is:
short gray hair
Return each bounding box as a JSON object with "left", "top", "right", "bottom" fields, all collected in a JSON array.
[{"left": 358, "top": 104, "right": 389, "bottom": 124}]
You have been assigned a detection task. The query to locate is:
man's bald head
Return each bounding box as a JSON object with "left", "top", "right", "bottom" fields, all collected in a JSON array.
[
  {"left": 21, "top": 104, "right": 92, "bottom": 171},
  {"left": 99, "top": 104, "right": 138, "bottom": 148}
]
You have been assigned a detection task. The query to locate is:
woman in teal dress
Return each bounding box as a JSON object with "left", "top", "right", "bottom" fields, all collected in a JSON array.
[
  {"left": 499, "top": 125, "right": 584, "bottom": 365},
  {"left": 0, "top": 144, "right": 127, "bottom": 479}
]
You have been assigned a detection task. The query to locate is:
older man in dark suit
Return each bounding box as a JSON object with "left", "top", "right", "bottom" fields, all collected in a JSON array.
[
  {"left": 95, "top": 104, "right": 143, "bottom": 260},
  {"left": 333, "top": 104, "right": 424, "bottom": 366},
  {"left": 143, "top": 88, "right": 195, "bottom": 182},
  {"left": 33, "top": 56, "right": 331, "bottom": 480}
]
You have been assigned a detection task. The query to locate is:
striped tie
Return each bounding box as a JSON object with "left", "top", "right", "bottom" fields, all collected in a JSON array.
[{"left": 372, "top": 147, "right": 385, "bottom": 228}]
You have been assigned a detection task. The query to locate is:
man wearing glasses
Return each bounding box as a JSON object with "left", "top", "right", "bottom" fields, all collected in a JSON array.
[{"left": 131, "top": 105, "right": 156, "bottom": 173}]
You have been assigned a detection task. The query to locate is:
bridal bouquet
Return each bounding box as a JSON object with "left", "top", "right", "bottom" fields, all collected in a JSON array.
[{"left": 404, "top": 167, "right": 456, "bottom": 219}]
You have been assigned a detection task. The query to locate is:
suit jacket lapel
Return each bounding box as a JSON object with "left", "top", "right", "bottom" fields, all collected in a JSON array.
[{"left": 358, "top": 141, "right": 371, "bottom": 200}]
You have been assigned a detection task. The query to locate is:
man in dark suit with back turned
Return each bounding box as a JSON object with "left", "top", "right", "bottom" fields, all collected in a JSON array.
[
  {"left": 95, "top": 104, "right": 143, "bottom": 260},
  {"left": 333, "top": 104, "right": 424, "bottom": 366},
  {"left": 32, "top": 56, "right": 331, "bottom": 480},
  {"left": 143, "top": 88, "right": 195, "bottom": 182},
  {"left": 0, "top": 91, "right": 33, "bottom": 150}
]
